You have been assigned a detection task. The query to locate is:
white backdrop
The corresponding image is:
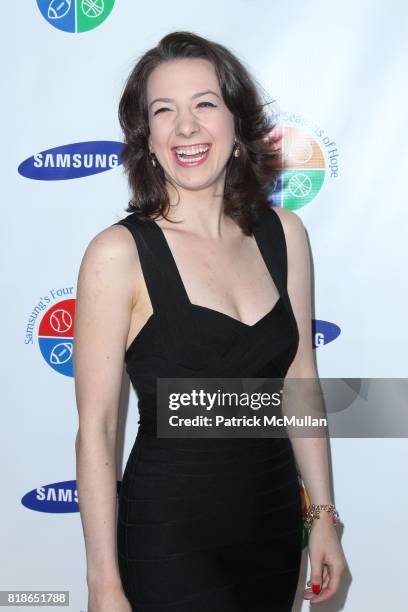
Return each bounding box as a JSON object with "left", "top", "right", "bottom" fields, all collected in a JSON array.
[{"left": 2, "top": 1, "right": 408, "bottom": 610}]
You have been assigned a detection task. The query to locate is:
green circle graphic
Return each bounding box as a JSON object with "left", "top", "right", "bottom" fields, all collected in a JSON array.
[
  {"left": 76, "top": 0, "right": 115, "bottom": 32},
  {"left": 283, "top": 169, "right": 325, "bottom": 211}
]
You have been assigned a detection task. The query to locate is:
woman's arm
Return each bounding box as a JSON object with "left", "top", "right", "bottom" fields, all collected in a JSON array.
[
  {"left": 274, "top": 206, "right": 332, "bottom": 505},
  {"left": 73, "top": 224, "right": 139, "bottom": 593},
  {"left": 274, "top": 207, "right": 347, "bottom": 605}
]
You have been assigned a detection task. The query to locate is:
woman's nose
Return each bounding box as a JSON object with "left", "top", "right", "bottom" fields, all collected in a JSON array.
[{"left": 174, "top": 109, "right": 200, "bottom": 138}]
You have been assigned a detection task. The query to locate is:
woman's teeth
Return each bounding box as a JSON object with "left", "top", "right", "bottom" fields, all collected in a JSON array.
[{"left": 175, "top": 145, "right": 209, "bottom": 162}]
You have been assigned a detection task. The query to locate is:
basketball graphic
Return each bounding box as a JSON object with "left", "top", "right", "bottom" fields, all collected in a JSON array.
[
  {"left": 288, "top": 173, "right": 313, "bottom": 199},
  {"left": 81, "top": 0, "right": 104, "bottom": 18}
]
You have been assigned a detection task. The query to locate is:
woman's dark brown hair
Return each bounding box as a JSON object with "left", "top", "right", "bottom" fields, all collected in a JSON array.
[{"left": 118, "top": 31, "right": 280, "bottom": 235}]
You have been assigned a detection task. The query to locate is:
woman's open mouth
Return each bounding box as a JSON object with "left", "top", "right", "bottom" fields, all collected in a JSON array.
[{"left": 173, "top": 143, "right": 211, "bottom": 167}]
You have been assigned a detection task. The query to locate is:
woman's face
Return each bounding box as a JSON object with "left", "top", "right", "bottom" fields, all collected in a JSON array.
[{"left": 146, "top": 58, "right": 236, "bottom": 192}]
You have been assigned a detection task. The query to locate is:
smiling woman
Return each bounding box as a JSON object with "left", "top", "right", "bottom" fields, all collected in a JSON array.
[
  {"left": 74, "top": 30, "right": 347, "bottom": 612},
  {"left": 147, "top": 58, "right": 237, "bottom": 192},
  {"left": 118, "top": 31, "right": 280, "bottom": 235}
]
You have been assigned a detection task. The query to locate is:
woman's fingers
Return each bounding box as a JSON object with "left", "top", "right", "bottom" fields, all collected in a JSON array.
[
  {"left": 310, "top": 559, "right": 323, "bottom": 595},
  {"left": 321, "top": 565, "right": 330, "bottom": 589},
  {"left": 308, "top": 563, "right": 343, "bottom": 604},
  {"left": 304, "top": 564, "right": 333, "bottom": 601}
]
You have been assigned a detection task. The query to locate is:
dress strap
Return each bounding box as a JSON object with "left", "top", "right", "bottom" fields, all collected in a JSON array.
[
  {"left": 144, "top": 219, "right": 191, "bottom": 307},
  {"left": 111, "top": 213, "right": 193, "bottom": 348},
  {"left": 252, "top": 206, "right": 288, "bottom": 299}
]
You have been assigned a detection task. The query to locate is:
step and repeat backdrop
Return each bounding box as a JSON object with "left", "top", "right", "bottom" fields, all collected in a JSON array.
[{"left": 2, "top": 1, "right": 407, "bottom": 610}]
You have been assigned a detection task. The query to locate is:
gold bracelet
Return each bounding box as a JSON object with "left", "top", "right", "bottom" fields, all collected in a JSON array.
[{"left": 304, "top": 504, "right": 340, "bottom": 533}]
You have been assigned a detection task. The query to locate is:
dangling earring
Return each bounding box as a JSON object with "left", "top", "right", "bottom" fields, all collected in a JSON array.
[
  {"left": 149, "top": 151, "right": 157, "bottom": 167},
  {"left": 233, "top": 141, "right": 240, "bottom": 158}
]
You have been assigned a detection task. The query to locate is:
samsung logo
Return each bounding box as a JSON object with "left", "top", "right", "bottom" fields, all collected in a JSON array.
[
  {"left": 22, "top": 479, "right": 121, "bottom": 513},
  {"left": 18, "top": 141, "right": 124, "bottom": 180},
  {"left": 21, "top": 480, "right": 79, "bottom": 513},
  {"left": 313, "top": 320, "right": 341, "bottom": 348}
]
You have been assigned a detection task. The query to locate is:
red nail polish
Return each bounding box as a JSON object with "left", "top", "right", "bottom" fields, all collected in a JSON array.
[{"left": 312, "top": 583, "right": 321, "bottom": 594}]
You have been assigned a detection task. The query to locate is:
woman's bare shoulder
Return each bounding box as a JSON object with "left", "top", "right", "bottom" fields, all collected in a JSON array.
[
  {"left": 269, "top": 206, "right": 307, "bottom": 255},
  {"left": 269, "top": 205, "right": 305, "bottom": 237},
  {"left": 80, "top": 222, "right": 140, "bottom": 271},
  {"left": 77, "top": 222, "right": 142, "bottom": 307}
]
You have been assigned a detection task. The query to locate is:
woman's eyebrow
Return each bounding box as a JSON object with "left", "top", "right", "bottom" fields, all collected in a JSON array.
[{"left": 148, "top": 90, "right": 220, "bottom": 109}]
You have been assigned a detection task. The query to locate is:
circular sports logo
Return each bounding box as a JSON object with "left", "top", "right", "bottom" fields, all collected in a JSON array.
[
  {"left": 37, "top": 0, "right": 115, "bottom": 33},
  {"left": 268, "top": 126, "right": 326, "bottom": 211},
  {"left": 38, "top": 299, "right": 76, "bottom": 377}
]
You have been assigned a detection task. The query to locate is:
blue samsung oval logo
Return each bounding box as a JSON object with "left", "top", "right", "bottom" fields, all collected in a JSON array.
[
  {"left": 18, "top": 141, "right": 124, "bottom": 180},
  {"left": 22, "top": 479, "right": 122, "bottom": 513},
  {"left": 313, "top": 319, "right": 341, "bottom": 348},
  {"left": 22, "top": 480, "right": 79, "bottom": 513}
]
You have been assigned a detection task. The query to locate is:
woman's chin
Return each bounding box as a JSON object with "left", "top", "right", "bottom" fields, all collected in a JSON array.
[
  {"left": 165, "top": 167, "right": 226, "bottom": 193},
  {"left": 166, "top": 173, "right": 217, "bottom": 192}
]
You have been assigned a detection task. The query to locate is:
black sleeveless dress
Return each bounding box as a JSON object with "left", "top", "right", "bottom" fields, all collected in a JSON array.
[{"left": 113, "top": 206, "right": 303, "bottom": 612}]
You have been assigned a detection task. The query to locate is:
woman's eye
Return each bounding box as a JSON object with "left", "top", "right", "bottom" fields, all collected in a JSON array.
[
  {"left": 153, "top": 107, "right": 170, "bottom": 116},
  {"left": 152, "top": 102, "right": 216, "bottom": 116}
]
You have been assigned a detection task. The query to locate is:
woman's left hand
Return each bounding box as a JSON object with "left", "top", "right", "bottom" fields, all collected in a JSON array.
[{"left": 303, "top": 512, "right": 348, "bottom": 604}]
